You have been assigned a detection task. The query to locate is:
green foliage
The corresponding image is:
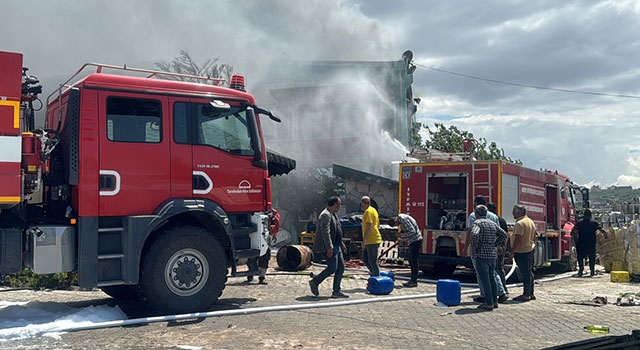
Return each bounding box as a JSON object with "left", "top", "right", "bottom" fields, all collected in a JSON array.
[
  {"left": 421, "top": 123, "right": 520, "bottom": 163},
  {"left": 3, "top": 269, "right": 77, "bottom": 289},
  {"left": 272, "top": 168, "right": 344, "bottom": 233},
  {"left": 155, "top": 49, "right": 233, "bottom": 85},
  {"left": 409, "top": 121, "right": 423, "bottom": 149}
]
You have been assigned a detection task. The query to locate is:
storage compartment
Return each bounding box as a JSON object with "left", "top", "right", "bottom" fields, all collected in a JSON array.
[
  {"left": 427, "top": 175, "right": 467, "bottom": 230},
  {"left": 25, "top": 226, "right": 76, "bottom": 274}
]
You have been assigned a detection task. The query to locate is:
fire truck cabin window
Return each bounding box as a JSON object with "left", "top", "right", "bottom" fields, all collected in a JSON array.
[
  {"left": 107, "top": 97, "right": 162, "bottom": 143},
  {"left": 197, "top": 103, "right": 253, "bottom": 156}
]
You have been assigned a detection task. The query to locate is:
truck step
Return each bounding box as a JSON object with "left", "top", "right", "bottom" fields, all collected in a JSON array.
[
  {"left": 98, "top": 253, "right": 125, "bottom": 260},
  {"left": 233, "top": 249, "right": 260, "bottom": 259},
  {"left": 98, "top": 227, "right": 124, "bottom": 233},
  {"left": 96, "top": 280, "right": 125, "bottom": 287},
  {"left": 231, "top": 226, "right": 257, "bottom": 235}
]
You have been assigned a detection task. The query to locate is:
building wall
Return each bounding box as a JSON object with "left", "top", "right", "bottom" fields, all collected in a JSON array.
[{"left": 343, "top": 178, "right": 398, "bottom": 219}]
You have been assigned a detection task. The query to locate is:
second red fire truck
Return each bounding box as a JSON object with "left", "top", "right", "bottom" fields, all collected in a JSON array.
[{"left": 398, "top": 150, "right": 589, "bottom": 276}]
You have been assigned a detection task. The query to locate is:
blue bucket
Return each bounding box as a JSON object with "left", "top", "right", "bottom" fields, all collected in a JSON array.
[
  {"left": 436, "top": 279, "right": 461, "bottom": 306},
  {"left": 367, "top": 276, "right": 394, "bottom": 295}
]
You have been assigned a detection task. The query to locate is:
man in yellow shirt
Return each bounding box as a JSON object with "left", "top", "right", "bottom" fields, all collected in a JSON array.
[
  {"left": 361, "top": 196, "right": 382, "bottom": 276},
  {"left": 509, "top": 204, "right": 537, "bottom": 301}
]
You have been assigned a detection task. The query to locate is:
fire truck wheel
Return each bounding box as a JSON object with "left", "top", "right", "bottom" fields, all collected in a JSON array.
[
  {"left": 139, "top": 225, "right": 227, "bottom": 313},
  {"left": 433, "top": 262, "right": 456, "bottom": 277},
  {"left": 559, "top": 239, "right": 578, "bottom": 272},
  {"left": 101, "top": 285, "right": 139, "bottom": 300}
]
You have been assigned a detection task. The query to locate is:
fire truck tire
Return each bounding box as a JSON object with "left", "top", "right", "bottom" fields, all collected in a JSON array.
[
  {"left": 101, "top": 285, "right": 139, "bottom": 300},
  {"left": 558, "top": 239, "right": 578, "bottom": 272},
  {"left": 433, "top": 262, "right": 456, "bottom": 277},
  {"left": 139, "top": 225, "right": 227, "bottom": 313}
]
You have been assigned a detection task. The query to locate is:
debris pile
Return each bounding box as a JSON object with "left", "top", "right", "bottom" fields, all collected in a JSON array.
[
  {"left": 617, "top": 292, "right": 640, "bottom": 306},
  {"left": 596, "top": 221, "right": 640, "bottom": 275}
]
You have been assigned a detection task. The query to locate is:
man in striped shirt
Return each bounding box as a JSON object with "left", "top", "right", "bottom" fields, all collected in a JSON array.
[
  {"left": 390, "top": 213, "right": 423, "bottom": 287},
  {"left": 471, "top": 205, "right": 507, "bottom": 310}
]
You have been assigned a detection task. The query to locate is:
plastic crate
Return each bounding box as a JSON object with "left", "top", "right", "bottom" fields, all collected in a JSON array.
[
  {"left": 300, "top": 232, "right": 315, "bottom": 246},
  {"left": 611, "top": 271, "right": 630, "bottom": 283}
]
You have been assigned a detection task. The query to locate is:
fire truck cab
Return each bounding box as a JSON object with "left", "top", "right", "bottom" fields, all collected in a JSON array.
[
  {"left": 398, "top": 153, "right": 589, "bottom": 276},
  {"left": 0, "top": 51, "right": 281, "bottom": 313}
]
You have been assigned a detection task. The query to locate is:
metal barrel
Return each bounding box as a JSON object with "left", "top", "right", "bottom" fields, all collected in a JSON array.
[{"left": 276, "top": 244, "right": 313, "bottom": 271}]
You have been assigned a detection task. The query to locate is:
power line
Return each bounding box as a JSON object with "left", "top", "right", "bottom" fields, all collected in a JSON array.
[{"left": 415, "top": 63, "right": 640, "bottom": 99}]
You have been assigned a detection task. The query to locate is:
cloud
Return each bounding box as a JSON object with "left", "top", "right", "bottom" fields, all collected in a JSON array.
[{"left": 4, "top": 0, "right": 640, "bottom": 187}]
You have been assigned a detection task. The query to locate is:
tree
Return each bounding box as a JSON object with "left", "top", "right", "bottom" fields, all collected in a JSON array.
[
  {"left": 409, "top": 121, "right": 423, "bottom": 149},
  {"left": 422, "top": 123, "right": 520, "bottom": 163},
  {"left": 155, "top": 50, "right": 233, "bottom": 85}
]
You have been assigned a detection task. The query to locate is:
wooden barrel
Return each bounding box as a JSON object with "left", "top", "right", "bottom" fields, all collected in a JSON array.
[{"left": 276, "top": 245, "right": 313, "bottom": 271}]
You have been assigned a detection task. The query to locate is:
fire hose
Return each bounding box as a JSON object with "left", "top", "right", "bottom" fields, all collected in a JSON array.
[{"left": 21, "top": 268, "right": 573, "bottom": 337}]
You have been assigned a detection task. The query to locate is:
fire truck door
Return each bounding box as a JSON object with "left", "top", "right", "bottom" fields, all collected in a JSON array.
[
  {"left": 188, "top": 100, "right": 265, "bottom": 212},
  {"left": 98, "top": 94, "right": 171, "bottom": 216}
]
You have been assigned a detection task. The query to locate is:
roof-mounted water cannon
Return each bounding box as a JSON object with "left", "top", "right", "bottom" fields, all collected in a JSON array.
[
  {"left": 230, "top": 74, "right": 246, "bottom": 92},
  {"left": 21, "top": 67, "right": 43, "bottom": 104},
  {"left": 402, "top": 50, "right": 416, "bottom": 75}
]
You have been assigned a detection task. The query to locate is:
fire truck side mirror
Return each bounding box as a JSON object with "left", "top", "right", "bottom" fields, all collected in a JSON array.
[{"left": 254, "top": 106, "right": 281, "bottom": 123}]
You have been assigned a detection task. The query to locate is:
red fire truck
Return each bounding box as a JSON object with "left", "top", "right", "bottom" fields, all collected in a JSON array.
[
  {"left": 0, "top": 51, "right": 286, "bottom": 313},
  {"left": 398, "top": 151, "right": 589, "bottom": 276}
]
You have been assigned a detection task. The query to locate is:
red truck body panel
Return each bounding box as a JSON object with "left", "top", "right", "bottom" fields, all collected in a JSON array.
[{"left": 0, "top": 51, "right": 24, "bottom": 206}]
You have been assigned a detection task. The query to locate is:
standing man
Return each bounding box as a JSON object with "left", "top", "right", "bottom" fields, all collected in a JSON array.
[
  {"left": 390, "top": 213, "right": 423, "bottom": 287},
  {"left": 466, "top": 196, "right": 507, "bottom": 303},
  {"left": 571, "top": 209, "right": 606, "bottom": 277},
  {"left": 309, "top": 196, "right": 348, "bottom": 298},
  {"left": 487, "top": 202, "right": 509, "bottom": 298},
  {"left": 247, "top": 209, "right": 279, "bottom": 285},
  {"left": 361, "top": 196, "right": 382, "bottom": 277},
  {"left": 509, "top": 204, "right": 537, "bottom": 301},
  {"left": 471, "top": 205, "right": 507, "bottom": 310}
]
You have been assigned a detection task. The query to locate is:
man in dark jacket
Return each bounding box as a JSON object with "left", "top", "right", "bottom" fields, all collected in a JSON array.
[
  {"left": 571, "top": 209, "right": 606, "bottom": 277},
  {"left": 309, "top": 196, "right": 348, "bottom": 298}
]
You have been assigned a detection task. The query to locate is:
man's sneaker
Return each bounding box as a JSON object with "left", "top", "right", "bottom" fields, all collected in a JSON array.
[
  {"left": 473, "top": 296, "right": 485, "bottom": 303},
  {"left": 308, "top": 280, "right": 319, "bottom": 297},
  {"left": 246, "top": 275, "right": 254, "bottom": 282},
  {"left": 402, "top": 281, "right": 418, "bottom": 288},
  {"left": 498, "top": 294, "right": 509, "bottom": 303},
  {"left": 258, "top": 277, "right": 267, "bottom": 285},
  {"left": 477, "top": 303, "right": 493, "bottom": 310},
  {"left": 331, "top": 291, "right": 349, "bottom": 298}
]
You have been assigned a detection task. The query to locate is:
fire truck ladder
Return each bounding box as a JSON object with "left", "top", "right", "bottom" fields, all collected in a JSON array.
[{"left": 472, "top": 161, "right": 492, "bottom": 203}]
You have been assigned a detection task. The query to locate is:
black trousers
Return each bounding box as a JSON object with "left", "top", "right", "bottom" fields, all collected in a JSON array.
[
  {"left": 514, "top": 250, "right": 534, "bottom": 297},
  {"left": 577, "top": 247, "right": 596, "bottom": 274},
  {"left": 408, "top": 240, "right": 422, "bottom": 283}
]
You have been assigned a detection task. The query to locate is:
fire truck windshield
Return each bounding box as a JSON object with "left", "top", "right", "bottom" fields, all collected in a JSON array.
[{"left": 197, "top": 104, "right": 255, "bottom": 156}]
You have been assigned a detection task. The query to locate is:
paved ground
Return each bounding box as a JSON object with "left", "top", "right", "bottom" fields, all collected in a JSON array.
[{"left": 1, "top": 262, "right": 639, "bottom": 349}]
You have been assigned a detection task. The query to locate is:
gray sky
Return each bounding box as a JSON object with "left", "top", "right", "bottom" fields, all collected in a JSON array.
[{"left": 3, "top": 0, "right": 640, "bottom": 187}]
